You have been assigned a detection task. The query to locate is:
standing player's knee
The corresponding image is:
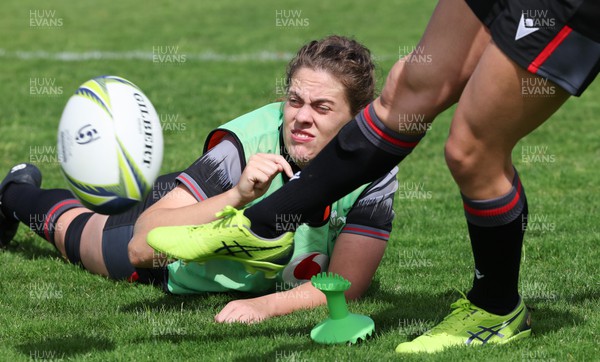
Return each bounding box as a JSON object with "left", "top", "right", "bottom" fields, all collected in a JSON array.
[{"left": 444, "top": 135, "right": 479, "bottom": 185}]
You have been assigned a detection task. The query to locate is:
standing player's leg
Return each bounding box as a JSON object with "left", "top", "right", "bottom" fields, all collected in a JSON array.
[
  {"left": 396, "top": 41, "right": 571, "bottom": 353},
  {"left": 153, "top": 0, "right": 490, "bottom": 250},
  {"left": 449, "top": 42, "right": 570, "bottom": 313}
]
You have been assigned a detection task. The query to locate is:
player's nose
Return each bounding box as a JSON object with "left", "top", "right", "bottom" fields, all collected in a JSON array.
[{"left": 294, "top": 104, "right": 313, "bottom": 125}]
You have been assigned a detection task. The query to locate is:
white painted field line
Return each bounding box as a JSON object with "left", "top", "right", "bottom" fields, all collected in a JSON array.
[
  {"left": 0, "top": 49, "right": 295, "bottom": 62},
  {"left": 0, "top": 49, "right": 396, "bottom": 62}
]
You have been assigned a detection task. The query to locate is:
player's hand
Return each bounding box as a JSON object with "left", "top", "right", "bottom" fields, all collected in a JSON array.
[
  {"left": 214, "top": 298, "right": 272, "bottom": 324},
  {"left": 233, "top": 153, "right": 294, "bottom": 204}
]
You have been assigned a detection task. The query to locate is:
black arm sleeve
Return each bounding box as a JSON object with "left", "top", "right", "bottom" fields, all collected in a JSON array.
[
  {"left": 175, "top": 135, "right": 243, "bottom": 201},
  {"left": 341, "top": 166, "right": 398, "bottom": 241}
]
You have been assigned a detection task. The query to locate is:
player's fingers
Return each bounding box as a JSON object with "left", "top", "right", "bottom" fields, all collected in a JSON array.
[
  {"left": 246, "top": 155, "right": 282, "bottom": 178},
  {"left": 252, "top": 153, "right": 293, "bottom": 178},
  {"left": 232, "top": 311, "right": 261, "bottom": 324},
  {"left": 215, "top": 299, "right": 267, "bottom": 324},
  {"left": 214, "top": 303, "right": 236, "bottom": 323},
  {"left": 245, "top": 165, "right": 283, "bottom": 189},
  {"left": 253, "top": 162, "right": 282, "bottom": 179},
  {"left": 214, "top": 310, "right": 228, "bottom": 323},
  {"left": 219, "top": 309, "right": 252, "bottom": 324},
  {"left": 232, "top": 312, "right": 251, "bottom": 324},
  {"left": 246, "top": 169, "right": 271, "bottom": 186},
  {"left": 271, "top": 155, "right": 294, "bottom": 178},
  {"left": 273, "top": 157, "right": 294, "bottom": 178},
  {"left": 216, "top": 311, "right": 240, "bottom": 324}
]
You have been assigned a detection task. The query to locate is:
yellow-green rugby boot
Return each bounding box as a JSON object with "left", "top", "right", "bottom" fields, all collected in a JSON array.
[
  {"left": 147, "top": 206, "right": 294, "bottom": 274},
  {"left": 396, "top": 296, "right": 531, "bottom": 353}
]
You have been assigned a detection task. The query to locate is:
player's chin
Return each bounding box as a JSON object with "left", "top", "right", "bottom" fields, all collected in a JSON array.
[
  {"left": 288, "top": 148, "right": 310, "bottom": 165},
  {"left": 295, "top": 154, "right": 313, "bottom": 168}
]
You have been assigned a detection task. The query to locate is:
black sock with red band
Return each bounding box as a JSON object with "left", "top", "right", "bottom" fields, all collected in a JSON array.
[
  {"left": 245, "top": 104, "right": 425, "bottom": 238},
  {"left": 1, "top": 183, "right": 82, "bottom": 246},
  {"left": 463, "top": 169, "right": 527, "bottom": 315}
]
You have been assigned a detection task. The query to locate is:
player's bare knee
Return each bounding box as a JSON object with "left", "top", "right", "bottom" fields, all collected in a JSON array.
[{"left": 444, "top": 136, "right": 479, "bottom": 183}]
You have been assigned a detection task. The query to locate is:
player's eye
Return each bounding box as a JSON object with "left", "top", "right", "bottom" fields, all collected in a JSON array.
[
  {"left": 288, "top": 96, "right": 302, "bottom": 107},
  {"left": 315, "top": 105, "right": 330, "bottom": 114}
]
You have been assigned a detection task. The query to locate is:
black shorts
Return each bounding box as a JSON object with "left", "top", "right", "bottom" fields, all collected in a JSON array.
[
  {"left": 104, "top": 171, "right": 180, "bottom": 227},
  {"left": 466, "top": 0, "right": 600, "bottom": 96}
]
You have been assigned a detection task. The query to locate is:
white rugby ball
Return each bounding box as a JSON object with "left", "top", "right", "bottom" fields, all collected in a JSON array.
[{"left": 57, "top": 75, "right": 163, "bottom": 214}]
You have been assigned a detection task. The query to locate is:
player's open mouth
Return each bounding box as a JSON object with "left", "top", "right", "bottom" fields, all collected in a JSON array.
[{"left": 291, "top": 129, "right": 315, "bottom": 143}]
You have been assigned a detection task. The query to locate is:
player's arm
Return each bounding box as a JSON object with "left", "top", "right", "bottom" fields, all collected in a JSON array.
[
  {"left": 214, "top": 233, "right": 386, "bottom": 324},
  {"left": 129, "top": 136, "right": 293, "bottom": 267},
  {"left": 133, "top": 152, "right": 293, "bottom": 233},
  {"left": 215, "top": 168, "right": 397, "bottom": 323},
  {"left": 129, "top": 186, "right": 241, "bottom": 267}
]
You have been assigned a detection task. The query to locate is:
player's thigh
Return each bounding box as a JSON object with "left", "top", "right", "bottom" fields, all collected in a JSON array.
[
  {"left": 54, "top": 207, "right": 94, "bottom": 256},
  {"left": 412, "top": 0, "right": 490, "bottom": 87},
  {"left": 54, "top": 207, "right": 110, "bottom": 275},
  {"left": 377, "top": 0, "right": 490, "bottom": 126},
  {"left": 79, "top": 213, "right": 110, "bottom": 275},
  {"left": 447, "top": 41, "right": 570, "bottom": 197}
]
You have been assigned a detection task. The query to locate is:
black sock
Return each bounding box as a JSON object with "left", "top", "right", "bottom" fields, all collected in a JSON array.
[
  {"left": 1, "top": 183, "right": 82, "bottom": 245},
  {"left": 246, "top": 104, "right": 425, "bottom": 238},
  {"left": 463, "top": 170, "right": 527, "bottom": 315}
]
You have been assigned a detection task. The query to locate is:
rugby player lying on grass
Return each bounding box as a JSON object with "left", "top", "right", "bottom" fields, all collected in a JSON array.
[{"left": 0, "top": 35, "right": 397, "bottom": 323}]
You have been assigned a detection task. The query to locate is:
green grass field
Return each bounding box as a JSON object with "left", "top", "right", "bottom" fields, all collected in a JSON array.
[{"left": 1, "top": 0, "right": 599, "bottom": 361}]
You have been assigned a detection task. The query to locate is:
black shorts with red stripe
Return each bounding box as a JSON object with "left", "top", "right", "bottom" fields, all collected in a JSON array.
[{"left": 466, "top": 0, "right": 600, "bottom": 96}]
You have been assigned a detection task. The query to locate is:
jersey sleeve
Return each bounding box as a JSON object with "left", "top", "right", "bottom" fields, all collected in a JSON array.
[
  {"left": 341, "top": 166, "right": 398, "bottom": 241},
  {"left": 176, "top": 134, "right": 242, "bottom": 201}
]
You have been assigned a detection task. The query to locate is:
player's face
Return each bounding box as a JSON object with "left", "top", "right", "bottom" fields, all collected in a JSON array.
[{"left": 283, "top": 67, "right": 352, "bottom": 168}]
